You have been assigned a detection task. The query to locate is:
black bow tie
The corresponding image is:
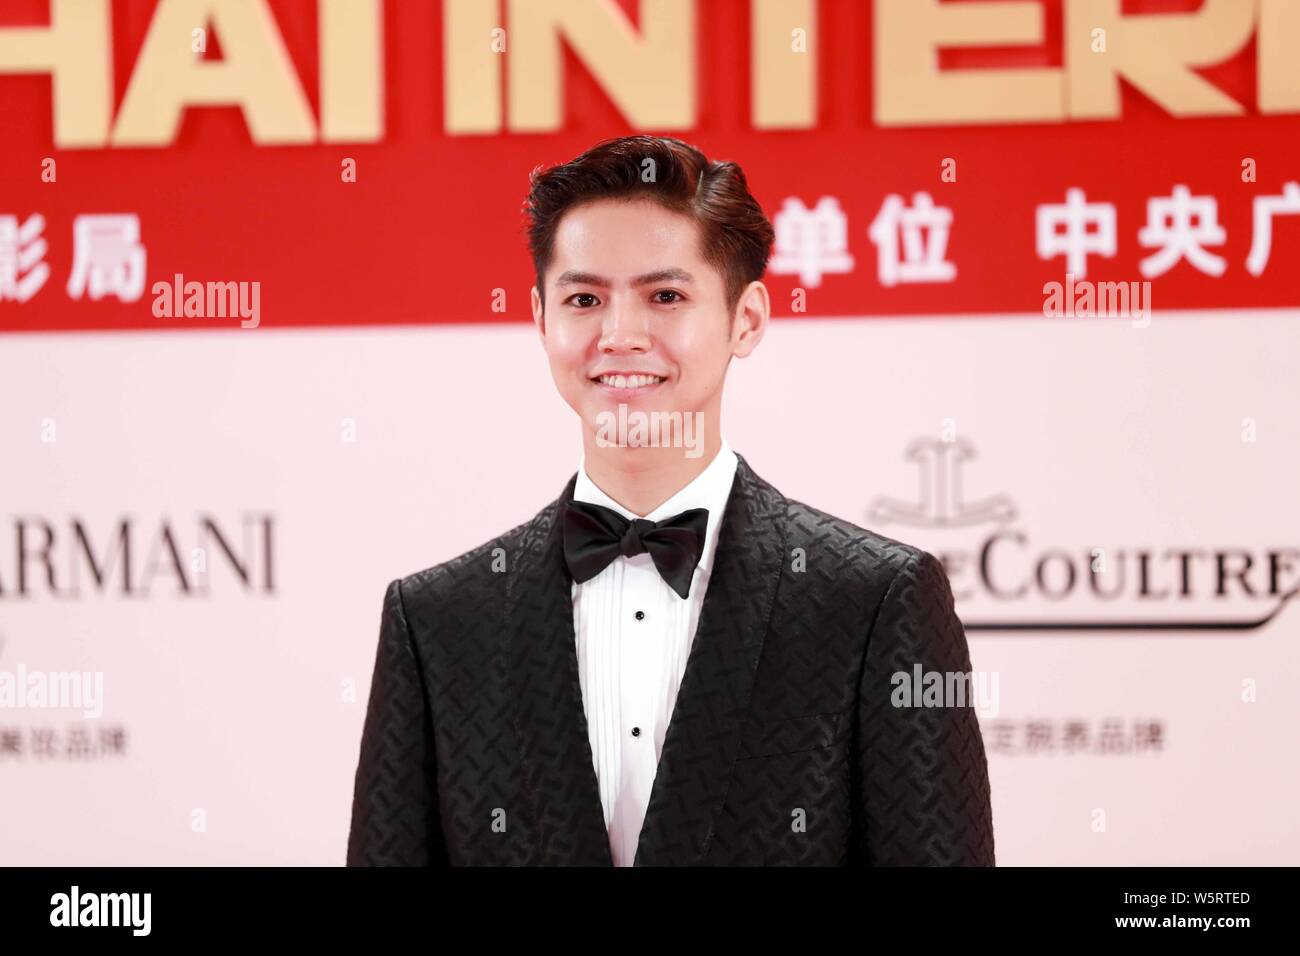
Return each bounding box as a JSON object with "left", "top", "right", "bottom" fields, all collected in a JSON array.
[{"left": 561, "top": 499, "right": 709, "bottom": 599}]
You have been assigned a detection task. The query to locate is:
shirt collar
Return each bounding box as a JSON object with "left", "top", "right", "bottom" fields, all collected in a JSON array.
[{"left": 573, "top": 440, "right": 739, "bottom": 579}]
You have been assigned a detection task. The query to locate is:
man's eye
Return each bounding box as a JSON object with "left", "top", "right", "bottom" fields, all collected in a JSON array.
[
  {"left": 653, "top": 290, "right": 683, "bottom": 304},
  {"left": 567, "top": 293, "right": 600, "bottom": 308}
]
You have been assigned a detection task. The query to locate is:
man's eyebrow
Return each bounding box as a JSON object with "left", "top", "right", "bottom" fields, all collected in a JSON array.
[
  {"left": 554, "top": 270, "right": 608, "bottom": 287},
  {"left": 633, "top": 268, "right": 695, "bottom": 286},
  {"left": 553, "top": 268, "right": 696, "bottom": 287}
]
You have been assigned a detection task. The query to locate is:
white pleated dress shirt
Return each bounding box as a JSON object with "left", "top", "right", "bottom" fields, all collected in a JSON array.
[{"left": 570, "top": 441, "right": 739, "bottom": 867}]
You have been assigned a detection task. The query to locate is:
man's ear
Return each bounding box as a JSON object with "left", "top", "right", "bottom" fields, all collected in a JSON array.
[
  {"left": 731, "top": 280, "right": 770, "bottom": 358},
  {"left": 531, "top": 286, "right": 546, "bottom": 341}
]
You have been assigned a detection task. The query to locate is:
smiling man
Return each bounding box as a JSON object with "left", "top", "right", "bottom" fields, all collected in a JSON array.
[{"left": 346, "top": 135, "right": 995, "bottom": 867}]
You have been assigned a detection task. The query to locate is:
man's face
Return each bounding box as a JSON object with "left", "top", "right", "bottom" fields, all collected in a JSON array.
[{"left": 531, "top": 198, "right": 761, "bottom": 440}]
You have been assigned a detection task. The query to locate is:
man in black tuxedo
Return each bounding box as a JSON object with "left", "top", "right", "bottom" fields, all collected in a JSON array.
[{"left": 347, "top": 136, "right": 994, "bottom": 866}]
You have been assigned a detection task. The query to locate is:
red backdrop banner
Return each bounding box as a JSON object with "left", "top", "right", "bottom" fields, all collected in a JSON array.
[{"left": 1, "top": 0, "right": 1297, "bottom": 333}]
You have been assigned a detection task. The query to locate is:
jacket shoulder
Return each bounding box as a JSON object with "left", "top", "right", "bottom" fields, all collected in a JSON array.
[
  {"left": 783, "top": 495, "right": 931, "bottom": 579},
  {"left": 389, "top": 513, "right": 538, "bottom": 612}
]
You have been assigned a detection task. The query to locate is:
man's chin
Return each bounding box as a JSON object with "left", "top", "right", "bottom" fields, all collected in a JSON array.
[
  {"left": 587, "top": 396, "right": 687, "bottom": 421},
  {"left": 584, "top": 397, "right": 709, "bottom": 455}
]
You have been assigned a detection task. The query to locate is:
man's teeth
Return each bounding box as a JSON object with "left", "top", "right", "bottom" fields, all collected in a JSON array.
[{"left": 598, "top": 374, "right": 664, "bottom": 388}]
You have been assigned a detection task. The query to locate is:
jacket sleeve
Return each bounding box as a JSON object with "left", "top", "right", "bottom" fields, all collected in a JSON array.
[
  {"left": 853, "top": 549, "right": 995, "bottom": 865},
  {"left": 346, "top": 578, "right": 449, "bottom": 866}
]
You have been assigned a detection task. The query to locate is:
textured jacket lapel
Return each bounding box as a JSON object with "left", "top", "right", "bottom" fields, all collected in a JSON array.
[
  {"left": 506, "top": 473, "right": 614, "bottom": 866},
  {"left": 507, "top": 455, "right": 788, "bottom": 866},
  {"left": 633, "top": 454, "right": 787, "bottom": 865}
]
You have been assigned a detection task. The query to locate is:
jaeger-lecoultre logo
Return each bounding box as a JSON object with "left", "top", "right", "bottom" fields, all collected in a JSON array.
[{"left": 868, "top": 438, "right": 1298, "bottom": 634}]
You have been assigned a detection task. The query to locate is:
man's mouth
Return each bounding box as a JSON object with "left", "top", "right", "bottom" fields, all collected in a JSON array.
[{"left": 591, "top": 373, "right": 667, "bottom": 390}]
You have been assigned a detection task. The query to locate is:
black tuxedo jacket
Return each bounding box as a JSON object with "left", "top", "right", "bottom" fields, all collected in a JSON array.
[{"left": 347, "top": 454, "right": 995, "bottom": 866}]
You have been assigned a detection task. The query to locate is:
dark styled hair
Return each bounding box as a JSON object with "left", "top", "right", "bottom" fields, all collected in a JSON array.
[{"left": 525, "top": 135, "right": 775, "bottom": 310}]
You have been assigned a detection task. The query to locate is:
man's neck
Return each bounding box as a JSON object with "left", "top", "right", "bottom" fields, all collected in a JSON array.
[{"left": 580, "top": 430, "right": 723, "bottom": 517}]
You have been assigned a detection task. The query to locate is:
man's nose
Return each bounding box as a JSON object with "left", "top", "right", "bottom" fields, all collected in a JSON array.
[{"left": 597, "top": 298, "right": 652, "bottom": 353}]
